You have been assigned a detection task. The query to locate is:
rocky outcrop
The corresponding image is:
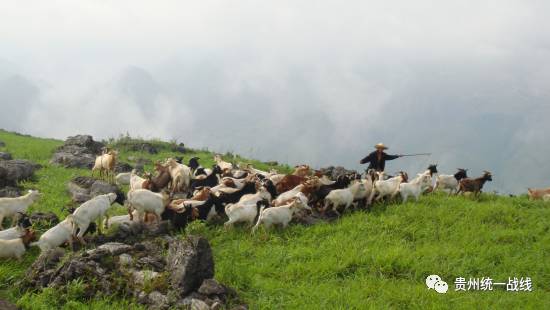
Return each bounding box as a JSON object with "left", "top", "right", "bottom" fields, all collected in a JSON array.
[
  {"left": 0, "top": 151, "right": 12, "bottom": 160},
  {"left": 172, "top": 143, "right": 186, "bottom": 154},
  {"left": 317, "top": 166, "right": 358, "bottom": 179},
  {"left": 115, "top": 161, "right": 133, "bottom": 173},
  {"left": 50, "top": 135, "right": 105, "bottom": 169},
  {"left": 66, "top": 176, "right": 123, "bottom": 203},
  {"left": 21, "top": 236, "right": 243, "bottom": 309},
  {"left": 0, "top": 159, "right": 41, "bottom": 187},
  {"left": 29, "top": 212, "right": 60, "bottom": 227},
  {"left": 167, "top": 236, "right": 215, "bottom": 295},
  {"left": 117, "top": 142, "right": 158, "bottom": 154},
  {"left": 0, "top": 299, "right": 18, "bottom": 310},
  {"left": 0, "top": 186, "right": 21, "bottom": 198},
  {"left": 127, "top": 156, "right": 151, "bottom": 173}
]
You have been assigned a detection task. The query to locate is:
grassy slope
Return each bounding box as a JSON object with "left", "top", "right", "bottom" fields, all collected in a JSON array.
[{"left": 1, "top": 129, "right": 549, "bottom": 309}]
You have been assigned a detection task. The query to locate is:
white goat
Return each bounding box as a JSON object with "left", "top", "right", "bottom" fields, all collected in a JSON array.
[
  {"left": 399, "top": 173, "right": 432, "bottom": 202},
  {"left": 130, "top": 169, "right": 146, "bottom": 190},
  {"left": 0, "top": 190, "right": 40, "bottom": 229},
  {"left": 127, "top": 189, "right": 169, "bottom": 224},
  {"left": 115, "top": 172, "right": 132, "bottom": 185},
  {"left": 31, "top": 217, "right": 74, "bottom": 251},
  {"left": 252, "top": 197, "right": 311, "bottom": 232},
  {"left": 103, "top": 210, "right": 139, "bottom": 229},
  {"left": 0, "top": 225, "right": 27, "bottom": 240},
  {"left": 224, "top": 188, "right": 272, "bottom": 228},
  {"left": 244, "top": 164, "right": 278, "bottom": 178},
  {"left": 433, "top": 169, "right": 468, "bottom": 194},
  {"left": 70, "top": 193, "right": 117, "bottom": 244},
  {"left": 214, "top": 154, "right": 233, "bottom": 171},
  {"left": 165, "top": 158, "right": 192, "bottom": 193},
  {"left": 0, "top": 230, "right": 35, "bottom": 260},
  {"left": 323, "top": 181, "right": 366, "bottom": 215},
  {"left": 92, "top": 150, "right": 118, "bottom": 181},
  {"left": 272, "top": 184, "right": 305, "bottom": 207},
  {"left": 368, "top": 172, "right": 406, "bottom": 204}
]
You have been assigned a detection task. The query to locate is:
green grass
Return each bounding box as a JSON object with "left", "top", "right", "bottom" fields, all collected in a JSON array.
[{"left": 1, "top": 129, "right": 549, "bottom": 309}]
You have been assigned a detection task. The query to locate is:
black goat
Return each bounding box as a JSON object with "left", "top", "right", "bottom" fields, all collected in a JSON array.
[
  {"left": 311, "top": 175, "right": 351, "bottom": 205},
  {"left": 217, "top": 182, "right": 257, "bottom": 205},
  {"left": 16, "top": 212, "right": 32, "bottom": 228},
  {"left": 427, "top": 164, "right": 438, "bottom": 176},
  {"left": 190, "top": 165, "right": 223, "bottom": 191},
  {"left": 161, "top": 204, "right": 194, "bottom": 230},
  {"left": 193, "top": 195, "right": 225, "bottom": 220},
  {"left": 188, "top": 157, "right": 201, "bottom": 171},
  {"left": 261, "top": 179, "right": 278, "bottom": 199}
]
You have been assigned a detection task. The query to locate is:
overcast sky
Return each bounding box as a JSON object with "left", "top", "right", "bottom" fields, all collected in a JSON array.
[{"left": 1, "top": 1, "right": 549, "bottom": 193}]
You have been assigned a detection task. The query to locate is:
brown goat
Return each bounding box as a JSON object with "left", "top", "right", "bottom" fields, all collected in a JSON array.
[
  {"left": 527, "top": 187, "right": 550, "bottom": 200},
  {"left": 457, "top": 171, "right": 492, "bottom": 196},
  {"left": 92, "top": 149, "right": 118, "bottom": 182},
  {"left": 142, "top": 163, "right": 172, "bottom": 192},
  {"left": 190, "top": 187, "right": 211, "bottom": 201},
  {"left": 276, "top": 175, "right": 306, "bottom": 194},
  {"left": 293, "top": 165, "right": 311, "bottom": 178},
  {"left": 22, "top": 229, "right": 37, "bottom": 246}
]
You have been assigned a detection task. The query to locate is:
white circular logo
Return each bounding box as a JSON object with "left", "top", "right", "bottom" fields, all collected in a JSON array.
[
  {"left": 434, "top": 280, "right": 449, "bottom": 294},
  {"left": 425, "top": 275, "right": 441, "bottom": 289}
]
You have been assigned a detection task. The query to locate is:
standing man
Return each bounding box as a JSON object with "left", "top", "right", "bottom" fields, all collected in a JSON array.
[{"left": 359, "top": 143, "right": 403, "bottom": 172}]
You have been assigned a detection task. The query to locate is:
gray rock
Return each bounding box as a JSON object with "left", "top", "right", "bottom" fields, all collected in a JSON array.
[
  {"left": 0, "top": 152, "right": 12, "bottom": 160},
  {"left": 0, "top": 186, "right": 21, "bottom": 197},
  {"left": 0, "top": 140, "right": 5, "bottom": 147},
  {"left": 166, "top": 236, "right": 215, "bottom": 295},
  {"left": 198, "top": 279, "right": 226, "bottom": 296},
  {"left": 122, "top": 142, "right": 158, "bottom": 154},
  {"left": 65, "top": 135, "right": 104, "bottom": 151},
  {"left": 20, "top": 234, "right": 240, "bottom": 309},
  {"left": 318, "top": 166, "right": 358, "bottom": 180},
  {"left": 128, "top": 156, "right": 153, "bottom": 165},
  {"left": 134, "top": 163, "right": 145, "bottom": 173},
  {"left": 66, "top": 179, "right": 92, "bottom": 202},
  {"left": 191, "top": 299, "right": 210, "bottom": 310},
  {"left": 51, "top": 151, "right": 96, "bottom": 169},
  {"left": 90, "top": 180, "right": 119, "bottom": 197},
  {"left": 211, "top": 302, "right": 223, "bottom": 310},
  {"left": 140, "top": 143, "right": 158, "bottom": 154},
  {"left": 0, "top": 299, "right": 17, "bottom": 310},
  {"left": 67, "top": 176, "right": 122, "bottom": 203},
  {"left": 137, "top": 291, "right": 149, "bottom": 304},
  {"left": 114, "top": 161, "right": 133, "bottom": 173},
  {"left": 118, "top": 253, "right": 133, "bottom": 266},
  {"left": 50, "top": 135, "right": 104, "bottom": 168},
  {"left": 97, "top": 242, "right": 133, "bottom": 255},
  {"left": 172, "top": 143, "right": 186, "bottom": 154},
  {"left": 148, "top": 291, "right": 169, "bottom": 310},
  {"left": 29, "top": 212, "right": 60, "bottom": 227},
  {"left": 0, "top": 159, "right": 41, "bottom": 187},
  {"left": 137, "top": 256, "right": 166, "bottom": 272},
  {"left": 132, "top": 270, "right": 160, "bottom": 287},
  {"left": 20, "top": 248, "right": 66, "bottom": 290}
]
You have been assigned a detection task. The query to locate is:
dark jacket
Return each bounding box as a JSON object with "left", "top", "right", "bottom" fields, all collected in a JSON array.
[{"left": 360, "top": 151, "right": 400, "bottom": 172}]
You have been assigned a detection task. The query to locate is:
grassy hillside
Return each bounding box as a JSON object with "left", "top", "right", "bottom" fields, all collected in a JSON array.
[{"left": 1, "top": 129, "right": 549, "bottom": 309}]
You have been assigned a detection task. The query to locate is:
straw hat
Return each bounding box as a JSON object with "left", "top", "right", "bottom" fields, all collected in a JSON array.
[{"left": 374, "top": 143, "right": 388, "bottom": 150}]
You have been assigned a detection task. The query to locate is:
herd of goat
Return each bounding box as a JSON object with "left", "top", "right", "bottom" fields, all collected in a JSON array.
[{"left": 2, "top": 148, "right": 549, "bottom": 260}]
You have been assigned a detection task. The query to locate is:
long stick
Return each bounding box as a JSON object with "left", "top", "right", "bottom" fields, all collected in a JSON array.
[{"left": 400, "top": 153, "right": 432, "bottom": 157}]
